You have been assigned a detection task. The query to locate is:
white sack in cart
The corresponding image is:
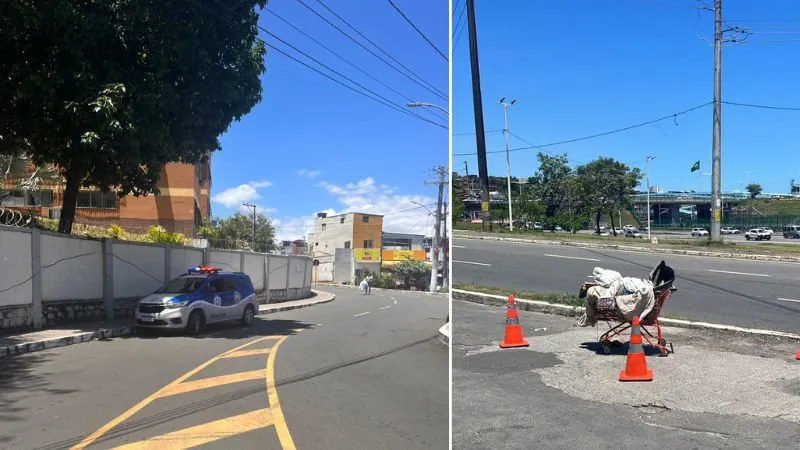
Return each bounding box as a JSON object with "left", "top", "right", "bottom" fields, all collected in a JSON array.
[{"left": 579, "top": 268, "right": 655, "bottom": 327}]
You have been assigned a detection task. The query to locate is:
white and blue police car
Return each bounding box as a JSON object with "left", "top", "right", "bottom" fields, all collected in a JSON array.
[{"left": 134, "top": 266, "right": 259, "bottom": 334}]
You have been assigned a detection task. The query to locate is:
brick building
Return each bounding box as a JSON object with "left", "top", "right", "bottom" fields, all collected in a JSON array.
[{"left": 1, "top": 161, "right": 211, "bottom": 236}]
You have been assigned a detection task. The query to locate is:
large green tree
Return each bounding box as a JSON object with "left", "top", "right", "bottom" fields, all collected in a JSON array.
[
  {"left": 1, "top": 0, "right": 267, "bottom": 233},
  {"left": 574, "top": 158, "right": 642, "bottom": 234},
  {"left": 529, "top": 153, "right": 573, "bottom": 219},
  {"left": 746, "top": 183, "right": 762, "bottom": 199},
  {"left": 200, "top": 212, "right": 276, "bottom": 253}
]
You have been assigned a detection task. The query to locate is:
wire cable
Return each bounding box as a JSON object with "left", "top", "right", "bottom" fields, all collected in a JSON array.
[
  {"left": 387, "top": 0, "right": 447, "bottom": 61},
  {"left": 452, "top": 1, "right": 467, "bottom": 52},
  {"left": 723, "top": 101, "right": 800, "bottom": 111},
  {"left": 306, "top": 0, "right": 448, "bottom": 101},
  {"left": 453, "top": 102, "right": 713, "bottom": 156}
]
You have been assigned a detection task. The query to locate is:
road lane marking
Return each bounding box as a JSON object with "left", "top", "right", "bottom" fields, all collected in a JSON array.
[
  {"left": 353, "top": 311, "right": 371, "bottom": 317},
  {"left": 778, "top": 297, "right": 800, "bottom": 303},
  {"left": 380, "top": 305, "right": 392, "bottom": 310},
  {"left": 70, "top": 336, "right": 279, "bottom": 450},
  {"left": 452, "top": 245, "right": 466, "bottom": 248},
  {"left": 156, "top": 370, "right": 266, "bottom": 398},
  {"left": 390, "top": 297, "right": 396, "bottom": 301},
  {"left": 544, "top": 253, "right": 601, "bottom": 262},
  {"left": 453, "top": 260, "right": 492, "bottom": 266},
  {"left": 110, "top": 408, "right": 274, "bottom": 449},
  {"left": 266, "top": 336, "right": 296, "bottom": 449},
  {"left": 707, "top": 269, "right": 770, "bottom": 277},
  {"left": 221, "top": 348, "right": 272, "bottom": 359},
  {"left": 393, "top": 299, "right": 398, "bottom": 305}
]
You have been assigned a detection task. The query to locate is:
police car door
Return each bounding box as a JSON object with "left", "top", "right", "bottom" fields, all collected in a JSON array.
[{"left": 207, "top": 276, "right": 234, "bottom": 323}]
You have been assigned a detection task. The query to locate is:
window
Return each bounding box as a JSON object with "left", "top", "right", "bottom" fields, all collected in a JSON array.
[
  {"left": 362, "top": 215, "right": 370, "bottom": 223},
  {"left": 208, "top": 277, "right": 231, "bottom": 293},
  {"left": 0, "top": 189, "right": 53, "bottom": 207},
  {"left": 363, "top": 240, "right": 373, "bottom": 249},
  {"left": 321, "top": 223, "right": 327, "bottom": 231},
  {"left": 76, "top": 190, "right": 117, "bottom": 209},
  {"left": 156, "top": 277, "right": 206, "bottom": 294},
  {"left": 344, "top": 241, "right": 351, "bottom": 249},
  {"left": 340, "top": 217, "right": 345, "bottom": 224}
]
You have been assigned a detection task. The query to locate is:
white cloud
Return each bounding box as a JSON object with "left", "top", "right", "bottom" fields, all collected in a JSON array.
[
  {"left": 212, "top": 180, "right": 272, "bottom": 208},
  {"left": 298, "top": 169, "right": 321, "bottom": 178},
  {"left": 237, "top": 204, "right": 277, "bottom": 216}
]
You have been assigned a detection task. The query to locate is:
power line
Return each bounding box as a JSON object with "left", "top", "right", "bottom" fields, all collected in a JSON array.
[
  {"left": 452, "top": 2, "right": 467, "bottom": 52},
  {"left": 453, "top": 129, "right": 502, "bottom": 136},
  {"left": 197, "top": 0, "right": 446, "bottom": 129},
  {"left": 723, "top": 101, "right": 800, "bottom": 111},
  {"left": 263, "top": 8, "right": 446, "bottom": 122},
  {"left": 299, "top": 0, "right": 448, "bottom": 101},
  {"left": 386, "top": 0, "right": 447, "bottom": 61},
  {"left": 452, "top": 102, "right": 713, "bottom": 156}
]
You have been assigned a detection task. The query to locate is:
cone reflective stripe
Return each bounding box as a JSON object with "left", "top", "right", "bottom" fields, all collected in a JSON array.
[
  {"left": 619, "top": 316, "right": 653, "bottom": 382},
  {"left": 499, "top": 294, "right": 529, "bottom": 348}
]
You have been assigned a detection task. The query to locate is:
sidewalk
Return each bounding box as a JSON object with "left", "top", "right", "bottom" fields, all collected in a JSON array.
[
  {"left": 318, "top": 282, "right": 450, "bottom": 297},
  {"left": 0, "top": 290, "right": 335, "bottom": 358}
]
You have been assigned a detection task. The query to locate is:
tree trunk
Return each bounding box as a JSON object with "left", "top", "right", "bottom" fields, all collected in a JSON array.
[
  {"left": 58, "top": 172, "right": 81, "bottom": 234},
  {"left": 610, "top": 210, "right": 617, "bottom": 236},
  {"left": 595, "top": 210, "right": 601, "bottom": 234}
]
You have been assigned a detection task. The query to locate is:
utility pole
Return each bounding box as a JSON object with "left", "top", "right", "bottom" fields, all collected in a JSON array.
[
  {"left": 426, "top": 166, "right": 447, "bottom": 292},
  {"left": 710, "top": 0, "right": 723, "bottom": 242},
  {"left": 243, "top": 203, "right": 257, "bottom": 251},
  {"left": 466, "top": 0, "right": 491, "bottom": 231},
  {"left": 442, "top": 201, "right": 449, "bottom": 289},
  {"left": 500, "top": 97, "right": 516, "bottom": 230},
  {"left": 645, "top": 156, "right": 655, "bottom": 240}
]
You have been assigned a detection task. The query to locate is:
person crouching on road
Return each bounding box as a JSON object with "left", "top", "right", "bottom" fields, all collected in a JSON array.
[{"left": 359, "top": 277, "right": 371, "bottom": 295}]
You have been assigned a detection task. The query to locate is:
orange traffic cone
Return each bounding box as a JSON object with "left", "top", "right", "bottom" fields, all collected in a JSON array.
[
  {"left": 795, "top": 349, "right": 800, "bottom": 360},
  {"left": 499, "top": 295, "right": 529, "bottom": 348},
  {"left": 619, "top": 316, "right": 653, "bottom": 382}
]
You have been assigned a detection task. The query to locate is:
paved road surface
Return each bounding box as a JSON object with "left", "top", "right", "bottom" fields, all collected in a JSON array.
[
  {"left": 453, "top": 300, "right": 800, "bottom": 449},
  {"left": 0, "top": 287, "right": 448, "bottom": 450},
  {"left": 453, "top": 237, "right": 800, "bottom": 333}
]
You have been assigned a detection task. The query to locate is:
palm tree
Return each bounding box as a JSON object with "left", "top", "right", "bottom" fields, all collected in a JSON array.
[{"left": 0, "top": 152, "right": 58, "bottom": 207}]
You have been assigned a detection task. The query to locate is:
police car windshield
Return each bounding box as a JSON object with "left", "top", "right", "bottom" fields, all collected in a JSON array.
[{"left": 156, "top": 277, "right": 206, "bottom": 294}]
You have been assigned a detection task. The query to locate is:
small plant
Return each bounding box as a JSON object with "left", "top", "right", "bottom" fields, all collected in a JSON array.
[
  {"left": 147, "top": 225, "right": 186, "bottom": 246},
  {"left": 35, "top": 217, "right": 59, "bottom": 232},
  {"left": 107, "top": 224, "right": 126, "bottom": 240}
]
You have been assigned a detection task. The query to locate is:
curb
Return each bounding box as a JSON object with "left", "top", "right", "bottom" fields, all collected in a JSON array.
[
  {"left": 452, "top": 288, "right": 800, "bottom": 341},
  {"left": 1, "top": 291, "right": 336, "bottom": 359},
  {"left": 257, "top": 290, "right": 336, "bottom": 315},
  {"left": 318, "top": 283, "right": 449, "bottom": 297},
  {"left": 437, "top": 321, "right": 451, "bottom": 346},
  {"left": 453, "top": 233, "right": 800, "bottom": 263},
  {"left": 1, "top": 325, "right": 135, "bottom": 359}
]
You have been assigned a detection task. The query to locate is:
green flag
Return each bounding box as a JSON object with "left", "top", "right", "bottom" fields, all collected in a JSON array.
[{"left": 690, "top": 160, "right": 700, "bottom": 172}]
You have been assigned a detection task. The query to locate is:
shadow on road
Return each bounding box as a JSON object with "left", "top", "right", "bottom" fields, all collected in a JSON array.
[
  {"left": 123, "top": 316, "right": 314, "bottom": 341},
  {"left": 580, "top": 341, "right": 664, "bottom": 357}
]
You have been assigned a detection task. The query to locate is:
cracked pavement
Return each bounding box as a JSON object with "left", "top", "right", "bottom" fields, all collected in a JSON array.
[{"left": 453, "top": 299, "right": 800, "bottom": 449}]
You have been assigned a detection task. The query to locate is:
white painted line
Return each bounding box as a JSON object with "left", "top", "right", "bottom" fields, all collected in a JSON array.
[
  {"left": 393, "top": 300, "right": 398, "bottom": 305},
  {"left": 534, "top": 327, "right": 547, "bottom": 332},
  {"left": 380, "top": 305, "right": 392, "bottom": 310},
  {"left": 390, "top": 297, "right": 396, "bottom": 301},
  {"left": 452, "top": 245, "right": 466, "bottom": 248},
  {"left": 544, "top": 253, "right": 601, "bottom": 262},
  {"left": 353, "top": 312, "right": 370, "bottom": 317},
  {"left": 453, "top": 260, "right": 492, "bottom": 266},
  {"left": 707, "top": 269, "right": 770, "bottom": 277},
  {"left": 777, "top": 297, "right": 800, "bottom": 303}
]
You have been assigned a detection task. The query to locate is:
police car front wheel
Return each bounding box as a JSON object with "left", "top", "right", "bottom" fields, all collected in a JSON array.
[
  {"left": 241, "top": 304, "right": 256, "bottom": 326},
  {"left": 186, "top": 310, "right": 205, "bottom": 335}
]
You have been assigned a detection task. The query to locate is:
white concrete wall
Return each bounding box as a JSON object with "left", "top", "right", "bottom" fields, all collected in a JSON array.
[
  {"left": 208, "top": 250, "right": 241, "bottom": 272},
  {"left": 309, "top": 213, "right": 354, "bottom": 264},
  {"left": 113, "top": 243, "right": 166, "bottom": 297},
  {"left": 305, "top": 258, "right": 313, "bottom": 287},
  {"left": 267, "top": 255, "right": 288, "bottom": 290},
  {"left": 243, "top": 253, "right": 265, "bottom": 291},
  {"left": 0, "top": 229, "right": 32, "bottom": 307},
  {"left": 287, "top": 257, "right": 307, "bottom": 289},
  {"left": 317, "top": 262, "right": 334, "bottom": 283},
  {"left": 169, "top": 247, "right": 204, "bottom": 280},
  {"left": 41, "top": 234, "right": 103, "bottom": 301}
]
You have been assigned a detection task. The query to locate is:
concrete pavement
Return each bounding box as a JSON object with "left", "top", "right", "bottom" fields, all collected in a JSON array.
[
  {"left": 453, "top": 237, "right": 800, "bottom": 333},
  {"left": 0, "top": 286, "right": 448, "bottom": 449},
  {"left": 453, "top": 299, "right": 800, "bottom": 449}
]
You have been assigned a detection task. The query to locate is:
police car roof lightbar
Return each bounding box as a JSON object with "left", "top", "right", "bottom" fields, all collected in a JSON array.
[{"left": 188, "top": 266, "right": 219, "bottom": 274}]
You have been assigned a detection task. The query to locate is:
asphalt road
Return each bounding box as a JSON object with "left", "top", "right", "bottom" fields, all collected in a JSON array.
[
  {"left": 0, "top": 286, "right": 448, "bottom": 450},
  {"left": 452, "top": 300, "right": 800, "bottom": 449},
  {"left": 453, "top": 237, "right": 800, "bottom": 333}
]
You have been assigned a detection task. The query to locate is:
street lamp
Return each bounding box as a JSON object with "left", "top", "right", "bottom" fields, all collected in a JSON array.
[
  {"left": 645, "top": 156, "right": 656, "bottom": 240},
  {"left": 407, "top": 101, "right": 449, "bottom": 114},
  {"left": 500, "top": 97, "right": 516, "bottom": 230}
]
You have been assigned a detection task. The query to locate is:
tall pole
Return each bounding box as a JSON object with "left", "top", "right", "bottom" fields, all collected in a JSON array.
[
  {"left": 710, "top": 0, "right": 723, "bottom": 242},
  {"left": 442, "top": 201, "right": 448, "bottom": 288},
  {"left": 243, "top": 203, "right": 256, "bottom": 251},
  {"left": 500, "top": 98, "right": 516, "bottom": 231},
  {"left": 466, "top": 0, "right": 491, "bottom": 231},
  {"left": 645, "top": 156, "right": 655, "bottom": 240},
  {"left": 429, "top": 166, "right": 446, "bottom": 292}
]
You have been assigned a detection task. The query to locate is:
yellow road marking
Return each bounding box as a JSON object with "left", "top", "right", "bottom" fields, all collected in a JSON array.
[
  {"left": 156, "top": 370, "right": 266, "bottom": 398},
  {"left": 267, "top": 336, "right": 296, "bottom": 450},
  {"left": 110, "top": 408, "right": 274, "bottom": 450},
  {"left": 221, "top": 348, "right": 272, "bottom": 359},
  {"left": 70, "top": 336, "right": 277, "bottom": 450}
]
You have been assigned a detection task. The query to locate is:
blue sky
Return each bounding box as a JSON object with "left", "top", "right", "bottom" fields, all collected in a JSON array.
[
  {"left": 212, "top": 0, "right": 448, "bottom": 241},
  {"left": 452, "top": 0, "right": 800, "bottom": 195}
]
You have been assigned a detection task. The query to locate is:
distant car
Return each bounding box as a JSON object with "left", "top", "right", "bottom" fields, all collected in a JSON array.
[
  {"left": 554, "top": 225, "right": 563, "bottom": 232},
  {"left": 622, "top": 225, "right": 636, "bottom": 231},
  {"left": 624, "top": 229, "right": 643, "bottom": 238},
  {"left": 134, "top": 266, "right": 258, "bottom": 334},
  {"left": 721, "top": 227, "right": 740, "bottom": 234},
  {"left": 783, "top": 225, "right": 800, "bottom": 239},
  {"left": 691, "top": 227, "right": 709, "bottom": 237},
  {"left": 745, "top": 228, "right": 771, "bottom": 241},
  {"left": 762, "top": 227, "right": 774, "bottom": 236}
]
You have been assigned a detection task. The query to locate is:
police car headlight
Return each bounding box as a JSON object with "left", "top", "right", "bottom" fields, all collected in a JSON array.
[{"left": 164, "top": 301, "right": 189, "bottom": 309}]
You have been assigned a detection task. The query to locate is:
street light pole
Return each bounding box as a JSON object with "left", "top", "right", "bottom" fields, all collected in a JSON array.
[
  {"left": 645, "top": 156, "right": 655, "bottom": 240},
  {"left": 243, "top": 203, "right": 256, "bottom": 251},
  {"left": 500, "top": 97, "right": 516, "bottom": 230},
  {"left": 407, "top": 101, "right": 449, "bottom": 114}
]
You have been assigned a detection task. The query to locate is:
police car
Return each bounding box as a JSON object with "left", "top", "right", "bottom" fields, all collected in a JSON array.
[{"left": 134, "top": 266, "right": 259, "bottom": 334}]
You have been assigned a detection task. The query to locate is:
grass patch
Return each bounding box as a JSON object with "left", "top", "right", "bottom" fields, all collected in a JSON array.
[
  {"left": 745, "top": 198, "right": 800, "bottom": 216},
  {"left": 453, "top": 283, "right": 584, "bottom": 307}
]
